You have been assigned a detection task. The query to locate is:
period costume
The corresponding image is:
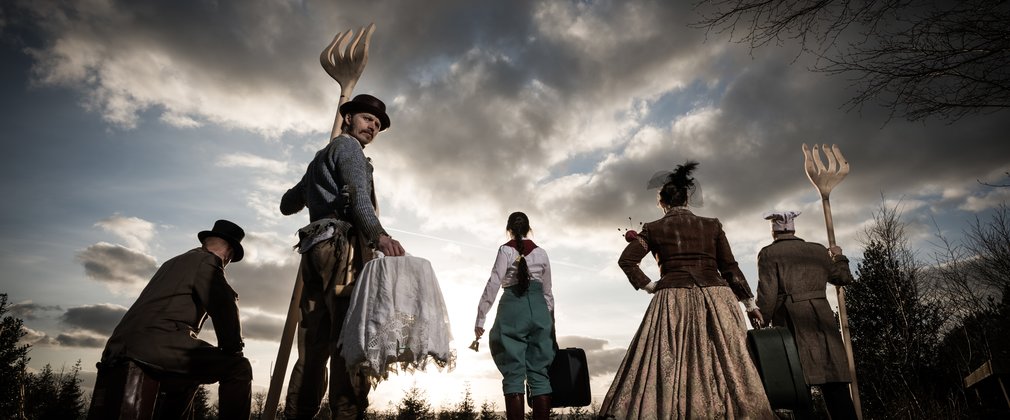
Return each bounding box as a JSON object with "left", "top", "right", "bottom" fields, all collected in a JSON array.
[
  {"left": 475, "top": 239, "right": 555, "bottom": 397},
  {"left": 100, "top": 220, "right": 251, "bottom": 419},
  {"left": 600, "top": 207, "right": 774, "bottom": 419},
  {"left": 281, "top": 95, "right": 393, "bottom": 420},
  {"left": 338, "top": 255, "right": 455, "bottom": 386},
  {"left": 757, "top": 211, "right": 857, "bottom": 419}
]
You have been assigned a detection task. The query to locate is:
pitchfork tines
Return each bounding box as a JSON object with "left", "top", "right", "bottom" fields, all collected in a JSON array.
[
  {"left": 320, "top": 23, "right": 375, "bottom": 93},
  {"left": 803, "top": 143, "right": 849, "bottom": 199}
]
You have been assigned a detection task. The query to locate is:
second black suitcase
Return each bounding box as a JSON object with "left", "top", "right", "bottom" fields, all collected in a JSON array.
[
  {"left": 746, "top": 326, "right": 812, "bottom": 413},
  {"left": 530, "top": 347, "right": 592, "bottom": 408}
]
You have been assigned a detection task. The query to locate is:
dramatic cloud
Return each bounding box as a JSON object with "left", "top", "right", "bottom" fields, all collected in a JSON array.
[
  {"left": 55, "top": 332, "right": 107, "bottom": 348},
  {"left": 5, "top": 0, "right": 1010, "bottom": 409},
  {"left": 238, "top": 312, "right": 285, "bottom": 342},
  {"left": 20, "top": 326, "right": 58, "bottom": 347},
  {"left": 76, "top": 242, "right": 158, "bottom": 286},
  {"left": 225, "top": 257, "right": 300, "bottom": 316},
  {"left": 9, "top": 0, "right": 337, "bottom": 136},
  {"left": 95, "top": 214, "right": 156, "bottom": 253},
  {"left": 10, "top": 0, "right": 1010, "bottom": 251},
  {"left": 8, "top": 301, "right": 62, "bottom": 320},
  {"left": 60, "top": 303, "right": 128, "bottom": 336}
]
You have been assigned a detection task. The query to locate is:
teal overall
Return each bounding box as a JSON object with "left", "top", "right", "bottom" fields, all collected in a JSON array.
[{"left": 489, "top": 281, "right": 555, "bottom": 396}]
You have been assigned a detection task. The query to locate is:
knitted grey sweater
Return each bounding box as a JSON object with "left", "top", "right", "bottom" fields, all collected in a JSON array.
[{"left": 284, "top": 134, "right": 385, "bottom": 245}]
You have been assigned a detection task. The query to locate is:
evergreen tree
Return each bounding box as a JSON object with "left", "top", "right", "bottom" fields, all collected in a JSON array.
[
  {"left": 396, "top": 385, "right": 433, "bottom": 420},
  {"left": 930, "top": 202, "right": 1010, "bottom": 416},
  {"left": 25, "top": 364, "right": 58, "bottom": 419},
  {"left": 478, "top": 400, "right": 500, "bottom": 420},
  {"left": 451, "top": 385, "right": 477, "bottom": 420},
  {"left": 1, "top": 293, "right": 31, "bottom": 416},
  {"left": 847, "top": 205, "right": 946, "bottom": 418},
  {"left": 192, "top": 385, "right": 215, "bottom": 420},
  {"left": 52, "top": 360, "right": 85, "bottom": 419}
]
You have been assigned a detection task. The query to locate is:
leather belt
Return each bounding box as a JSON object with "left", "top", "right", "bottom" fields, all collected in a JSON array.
[{"left": 788, "top": 290, "right": 827, "bottom": 302}]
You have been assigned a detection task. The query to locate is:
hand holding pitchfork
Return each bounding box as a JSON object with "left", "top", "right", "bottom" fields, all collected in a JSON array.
[
  {"left": 263, "top": 24, "right": 376, "bottom": 420},
  {"left": 802, "top": 143, "right": 862, "bottom": 419},
  {"left": 321, "top": 23, "right": 375, "bottom": 140}
]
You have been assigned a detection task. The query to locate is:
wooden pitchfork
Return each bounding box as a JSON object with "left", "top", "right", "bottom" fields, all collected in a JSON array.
[
  {"left": 802, "top": 143, "right": 862, "bottom": 419},
  {"left": 262, "top": 23, "right": 374, "bottom": 420}
]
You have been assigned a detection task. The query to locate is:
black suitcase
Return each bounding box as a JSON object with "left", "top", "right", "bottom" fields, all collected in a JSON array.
[
  {"left": 529, "top": 347, "right": 592, "bottom": 407},
  {"left": 746, "top": 326, "right": 812, "bottom": 413}
]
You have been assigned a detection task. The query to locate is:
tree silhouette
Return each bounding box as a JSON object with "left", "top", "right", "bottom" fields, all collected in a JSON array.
[
  {"left": 192, "top": 385, "right": 215, "bottom": 420},
  {"left": 847, "top": 204, "right": 947, "bottom": 417},
  {"left": 1, "top": 293, "right": 30, "bottom": 416},
  {"left": 478, "top": 400, "right": 501, "bottom": 420},
  {"left": 930, "top": 203, "right": 1010, "bottom": 415},
  {"left": 448, "top": 384, "right": 477, "bottom": 420},
  {"left": 396, "top": 385, "right": 434, "bottom": 420},
  {"left": 53, "top": 360, "right": 85, "bottom": 419},
  {"left": 251, "top": 390, "right": 267, "bottom": 419},
  {"left": 25, "top": 364, "right": 58, "bottom": 419},
  {"left": 694, "top": 0, "right": 1010, "bottom": 122}
]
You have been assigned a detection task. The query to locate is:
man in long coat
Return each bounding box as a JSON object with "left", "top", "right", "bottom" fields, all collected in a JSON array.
[
  {"left": 756, "top": 211, "right": 857, "bottom": 420},
  {"left": 99, "top": 219, "right": 252, "bottom": 419}
]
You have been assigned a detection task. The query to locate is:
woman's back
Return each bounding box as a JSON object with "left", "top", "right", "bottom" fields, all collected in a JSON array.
[
  {"left": 640, "top": 207, "right": 725, "bottom": 264},
  {"left": 622, "top": 207, "right": 751, "bottom": 299}
]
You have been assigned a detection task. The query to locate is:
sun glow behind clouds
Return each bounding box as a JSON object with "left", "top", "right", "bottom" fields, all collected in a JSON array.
[{"left": 5, "top": 0, "right": 1010, "bottom": 411}]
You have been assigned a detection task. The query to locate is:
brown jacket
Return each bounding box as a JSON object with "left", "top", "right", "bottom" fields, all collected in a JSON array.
[
  {"left": 101, "top": 248, "right": 243, "bottom": 374},
  {"left": 756, "top": 234, "right": 854, "bottom": 384},
  {"left": 619, "top": 208, "right": 754, "bottom": 301}
]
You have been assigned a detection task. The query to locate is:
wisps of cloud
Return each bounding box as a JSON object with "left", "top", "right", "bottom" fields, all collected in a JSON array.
[
  {"left": 95, "top": 214, "right": 156, "bottom": 253},
  {"left": 217, "top": 153, "right": 291, "bottom": 175},
  {"left": 225, "top": 257, "right": 300, "bottom": 315},
  {"left": 8, "top": 301, "right": 62, "bottom": 320},
  {"left": 9, "top": 0, "right": 1010, "bottom": 253},
  {"left": 55, "top": 332, "right": 107, "bottom": 348},
  {"left": 76, "top": 242, "right": 158, "bottom": 286},
  {"left": 9, "top": 0, "right": 334, "bottom": 137},
  {"left": 238, "top": 311, "right": 285, "bottom": 342},
  {"left": 20, "top": 326, "right": 58, "bottom": 347},
  {"left": 60, "top": 303, "right": 128, "bottom": 336}
]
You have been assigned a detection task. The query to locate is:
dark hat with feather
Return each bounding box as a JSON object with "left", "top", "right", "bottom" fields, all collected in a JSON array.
[{"left": 648, "top": 161, "right": 703, "bottom": 207}]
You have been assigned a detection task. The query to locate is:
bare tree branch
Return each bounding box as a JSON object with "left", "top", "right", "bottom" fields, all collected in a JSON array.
[{"left": 693, "top": 0, "right": 1010, "bottom": 122}]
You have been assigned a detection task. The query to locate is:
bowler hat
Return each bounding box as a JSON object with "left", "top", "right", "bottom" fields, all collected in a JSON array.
[
  {"left": 339, "top": 94, "right": 391, "bottom": 131},
  {"left": 198, "top": 219, "right": 246, "bottom": 262}
]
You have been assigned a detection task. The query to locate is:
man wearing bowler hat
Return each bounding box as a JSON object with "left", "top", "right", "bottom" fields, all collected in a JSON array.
[
  {"left": 279, "top": 94, "right": 405, "bottom": 419},
  {"left": 97, "top": 219, "right": 252, "bottom": 419}
]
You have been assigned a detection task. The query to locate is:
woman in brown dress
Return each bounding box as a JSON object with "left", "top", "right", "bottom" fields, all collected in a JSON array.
[{"left": 599, "top": 162, "right": 774, "bottom": 419}]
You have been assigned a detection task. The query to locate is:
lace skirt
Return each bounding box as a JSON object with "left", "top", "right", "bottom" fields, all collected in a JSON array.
[
  {"left": 338, "top": 256, "right": 455, "bottom": 387},
  {"left": 599, "top": 286, "right": 775, "bottom": 420}
]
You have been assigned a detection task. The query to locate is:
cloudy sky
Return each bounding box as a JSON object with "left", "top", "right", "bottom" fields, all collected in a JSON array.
[{"left": 2, "top": 0, "right": 1009, "bottom": 412}]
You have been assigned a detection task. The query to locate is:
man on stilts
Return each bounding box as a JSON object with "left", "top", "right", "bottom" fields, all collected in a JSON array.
[{"left": 276, "top": 24, "right": 405, "bottom": 420}]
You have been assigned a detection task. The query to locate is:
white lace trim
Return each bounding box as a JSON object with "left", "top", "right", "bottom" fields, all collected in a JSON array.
[{"left": 338, "top": 256, "right": 456, "bottom": 387}]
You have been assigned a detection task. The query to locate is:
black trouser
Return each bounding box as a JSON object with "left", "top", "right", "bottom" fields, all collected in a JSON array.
[
  {"left": 284, "top": 238, "right": 370, "bottom": 420},
  {"left": 159, "top": 348, "right": 252, "bottom": 420},
  {"left": 820, "top": 382, "right": 857, "bottom": 420}
]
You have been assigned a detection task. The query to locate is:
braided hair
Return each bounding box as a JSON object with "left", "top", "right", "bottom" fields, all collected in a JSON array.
[
  {"left": 507, "top": 211, "right": 532, "bottom": 296},
  {"left": 659, "top": 161, "right": 699, "bottom": 208}
]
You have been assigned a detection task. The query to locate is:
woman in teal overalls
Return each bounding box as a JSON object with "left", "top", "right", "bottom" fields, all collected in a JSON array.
[{"left": 474, "top": 211, "right": 555, "bottom": 420}]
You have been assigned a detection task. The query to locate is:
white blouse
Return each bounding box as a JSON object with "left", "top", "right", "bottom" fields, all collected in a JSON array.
[{"left": 475, "top": 244, "right": 554, "bottom": 329}]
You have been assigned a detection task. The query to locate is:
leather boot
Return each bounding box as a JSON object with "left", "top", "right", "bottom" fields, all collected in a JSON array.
[
  {"left": 504, "top": 393, "right": 525, "bottom": 420},
  {"left": 530, "top": 394, "right": 551, "bottom": 420}
]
